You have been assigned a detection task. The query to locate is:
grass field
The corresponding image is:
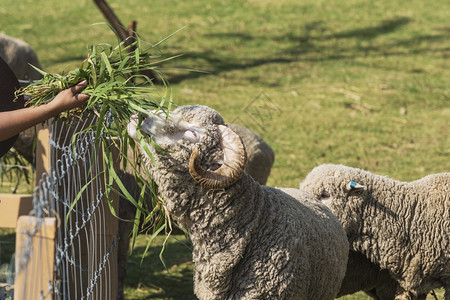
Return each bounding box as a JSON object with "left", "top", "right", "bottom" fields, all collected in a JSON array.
[{"left": 0, "top": 0, "right": 448, "bottom": 299}]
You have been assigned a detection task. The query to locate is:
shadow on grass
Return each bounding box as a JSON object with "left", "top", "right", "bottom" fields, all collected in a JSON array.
[
  {"left": 330, "top": 17, "right": 411, "bottom": 39},
  {"left": 124, "top": 235, "right": 196, "bottom": 299},
  {"left": 0, "top": 229, "right": 16, "bottom": 266},
  {"left": 164, "top": 16, "right": 450, "bottom": 83}
]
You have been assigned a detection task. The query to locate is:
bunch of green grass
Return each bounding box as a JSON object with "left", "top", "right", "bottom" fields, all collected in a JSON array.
[
  {"left": 15, "top": 25, "right": 181, "bottom": 261},
  {"left": 18, "top": 27, "right": 179, "bottom": 117}
]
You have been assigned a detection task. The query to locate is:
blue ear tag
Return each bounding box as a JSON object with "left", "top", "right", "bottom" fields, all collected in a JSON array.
[{"left": 349, "top": 181, "right": 357, "bottom": 188}]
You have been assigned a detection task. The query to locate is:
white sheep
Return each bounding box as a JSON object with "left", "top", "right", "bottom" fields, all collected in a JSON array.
[
  {"left": 127, "top": 105, "right": 349, "bottom": 299},
  {"left": 0, "top": 33, "right": 43, "bottom": 81},
  {"left": 299, "top": 164, "right": 450, "bottom": 300},
  {"left": 116, "top": 123, "right": 275, "bottom": 300}
]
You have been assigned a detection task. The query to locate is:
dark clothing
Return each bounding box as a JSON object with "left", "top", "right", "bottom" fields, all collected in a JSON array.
[{"left": 0, "top": 56, "right": 25, "bottom": 157}]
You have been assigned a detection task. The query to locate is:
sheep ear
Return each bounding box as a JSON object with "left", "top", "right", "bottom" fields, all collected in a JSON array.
[{"left": 345, "top": 181, "right": 365, "bottom": 192}]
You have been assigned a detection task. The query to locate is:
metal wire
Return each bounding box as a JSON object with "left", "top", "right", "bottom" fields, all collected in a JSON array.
[{"left": 15, "top": 113, "right": 119, "bottom": 299}]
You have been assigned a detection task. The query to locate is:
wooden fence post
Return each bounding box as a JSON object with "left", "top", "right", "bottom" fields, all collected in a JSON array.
[
  {"left": 14, "top": 216, "right": 56, "bottom": 300},
  {"left": 0, "top": 194, "right": 33, "bottom": 228}
]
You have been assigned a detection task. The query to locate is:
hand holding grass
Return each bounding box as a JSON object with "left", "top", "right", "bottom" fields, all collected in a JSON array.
[
  {"left": 47, "top": 80, "right": 89, "bottom": 115},
  {"left": 14, "top": 32, "right": 178, "bottom": 256},
  {"left": 0, "top": 81, "right": 89, "bottom": 142}
]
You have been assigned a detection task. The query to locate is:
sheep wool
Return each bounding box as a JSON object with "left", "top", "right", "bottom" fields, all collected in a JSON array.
[
  {"left": 338, "top": 250, "right": 419, "bottom": 300},
  {"left": 116, "top": 123, "right": 275, "bottom": 300},
  {"left": 300, "top": 164, "right": 450, "bottom": 300},
  {"left": 0, "top": 33, "right": 43, "bottom": 81},
  {"left": 127, "top": 105, "right": 349, "bottom": 300},
  {"left": 227, "top": 123, "right": 274, "bottom": 185}
]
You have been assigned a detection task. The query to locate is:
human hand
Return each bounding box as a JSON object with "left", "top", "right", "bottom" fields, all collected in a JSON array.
[
  {"left": 0, "top": 80, "right": 90, "bottom": 143},
  {"left": 47, "top": 80, "right": 89, "bottom": 116}
]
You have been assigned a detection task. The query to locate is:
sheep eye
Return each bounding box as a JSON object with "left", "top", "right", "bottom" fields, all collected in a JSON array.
[{"left": 319, "top": 190, "right": 330, "bottom": 200}]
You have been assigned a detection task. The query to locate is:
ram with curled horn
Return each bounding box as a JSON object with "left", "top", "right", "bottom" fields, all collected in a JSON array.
[
  {"left": 127, "top": 105, "right": 349, "bottom": 300},
  {"left": 116, "top": 118, "right": 275, "bottom": 300}
]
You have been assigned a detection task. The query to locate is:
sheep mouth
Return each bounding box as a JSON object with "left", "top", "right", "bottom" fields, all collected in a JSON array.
[
  {"left": 130, "top": 113, "right": 151, "bottom": 126},
  {"left": 128, "top": 113, "right": 154, "bottom": 141},
  {"left": 129, "top": 113, "right": 155, "bottom": 136}
]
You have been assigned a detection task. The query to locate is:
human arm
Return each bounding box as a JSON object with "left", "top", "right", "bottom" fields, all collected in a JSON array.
[{"left": 0, "top": 80, "right": 89, "bottom": 142}]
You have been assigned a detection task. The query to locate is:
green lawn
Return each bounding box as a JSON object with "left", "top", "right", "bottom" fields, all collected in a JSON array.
[
  {"left": 127, "top": 235, "right": 445, "bottom": 300},
  {"left": 0, "top": 0, "right": 448, "bottom": 299}
]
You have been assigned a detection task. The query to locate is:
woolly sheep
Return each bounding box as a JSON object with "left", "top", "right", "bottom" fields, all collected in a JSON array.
[
  {"left": 227, "top": 123, "right": 275, "bottom": 185},
  {"left": 338, "top": 250, "right": 416, "bottom": 300},
  {"left": 126, "top": 105, "right": 349, "bottom": 299},
  {"left": 299, "top": 164, "right": 450, "bottom": 300},
  {"left": 0, "top": 33, "right": 43, "bottom": 81},
  {"left": 116, "top": 123, "right": 275, "bottom": 300}
]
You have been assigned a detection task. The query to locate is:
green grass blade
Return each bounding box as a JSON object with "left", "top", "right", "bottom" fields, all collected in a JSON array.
[
  {"left": 140, "top": 223, "right": 165, "bottom": 265},
  {"left": 101, "top": 51, "right": 113, "bottom": 78}
]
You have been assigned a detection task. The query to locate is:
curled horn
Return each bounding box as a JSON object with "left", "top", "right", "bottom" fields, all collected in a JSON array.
[{"left": 189, "top": 125, "right": 247, "bottom": 189}]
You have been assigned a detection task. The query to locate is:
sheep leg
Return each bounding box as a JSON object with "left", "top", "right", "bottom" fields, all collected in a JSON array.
[
  {"left": 395, "top": 290, "right": 432, "bottom": 300},
  {"left": 394, "top": 291, "right": 414, "bottom": 300}
]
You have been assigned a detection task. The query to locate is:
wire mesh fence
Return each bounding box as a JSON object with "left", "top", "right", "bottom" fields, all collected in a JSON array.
[{"left": 12, "top": 114, "right": 119, "bottom": 300}]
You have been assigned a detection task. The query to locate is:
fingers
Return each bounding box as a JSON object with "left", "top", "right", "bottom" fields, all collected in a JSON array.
[
  {"left": 74, "top": 93, "right": 90, "bottom": 103},
  {"left": 70, "top": 80, "right": 88, "bottom": 94}
]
